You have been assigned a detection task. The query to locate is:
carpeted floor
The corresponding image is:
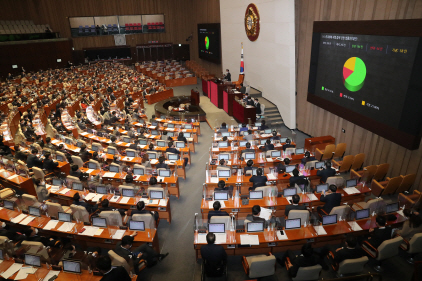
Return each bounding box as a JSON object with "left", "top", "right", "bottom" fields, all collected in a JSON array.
[{"left": 136, "top": 80, "right": 418, "bottom": 281}]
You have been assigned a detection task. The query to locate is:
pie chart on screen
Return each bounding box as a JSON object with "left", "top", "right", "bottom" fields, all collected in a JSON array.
[
  {"left": 205, "top": 36, "right": 210, "bottom": 50},
  {"left": 343, "top": 57, "right": 366, "bottom": 92}
]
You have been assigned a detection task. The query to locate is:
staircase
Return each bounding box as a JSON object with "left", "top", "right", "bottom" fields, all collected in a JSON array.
[{"left": 249, "top": 87, "right": 284, "bottom": 127}]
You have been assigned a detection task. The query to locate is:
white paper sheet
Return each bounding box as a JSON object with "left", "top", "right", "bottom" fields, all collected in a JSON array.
[
  {"left": 58, "top": 222, "right": 75, "bottom": 233},
  {"left": 343, "top": 187, "right": 360, "bottom": 195},
  {"left": 43, "top": 220, "right": 59, "bottom": 230},
  {"left": 91, "top": 194, "right": 103, "bottom": 202},
  {"left": 240, "top": 234, "right": 260, "bottom": 245},
  {"left": 11, "top": 214, "right": 27, "bottom": 224},
  {"left": 348, "top": 221, "right": 363, "bottom": 231},
  {"left": 307, "top": 193, "right": 318, "bottom": 201},
  {"left": 14, "top": 266, "right": 36, "bottom": 280},
  {"left": 42, "top": 270, "right": 60, "bottom": 281},
  {"left": 102, "top": 172, "right": 117, "bottom": 178},
  {"left": 109, "top": 196, "right": 120, "bottom": 203},
  {"left": 267, "top": 174, "right": 277, "bottom": 180},
  {"left": 19, "top": 216, "right": 35, "bottom": 226},
  {"left": 197, "top": 233, "right": 207, "bottom": 244},
  {"left": 50, "top": 186, "right": 60, "bottom": 193},
  {"left": 85, "top": 169, "right": 94, "bottom": 174},
  {"left": 266, "top": 158, "right": 273, "bottom": 162},
  {"left": 59, "top": 188, "right": 71, "bottom": 194},
  {"left": 214, "top": 233, "right": 227, "bottom": 244},
  {"left": 120, "top": 197, "right": 130, "bottom": 204},
  {"left": 314, "top": 225, "right": 327, "bottom": 235},
  {"left": 150, "top": 159, "right": 158, "bottom": 164},
  {"left": 84, "top": 193, "right": 96, "bottom": 201},
  {"left": 277, "top": 230, "right": 289, "bottom": 240},
  {"left": 212, "top": 147, "right": 219, "bottom": 152},
  {"left": 259, "top": 207, "right": 272, "bottom": 220},
  {"left": 7, "top": 174, "right": 19, "bottom": 180},
  {"left": 209, "top": 177, "right": 218, "bottom": 183},
  {"left": 1, "top": 263, "right": 23, "bottom": 279},
  {"left": 209, "top": 201, "right": 226, "bottom": 209},
  {"left": 112, "top": 229, "right": 126, "bottom": 240},
  {"left": 159, "top": 199, "right": 167, "bottom": 206}
]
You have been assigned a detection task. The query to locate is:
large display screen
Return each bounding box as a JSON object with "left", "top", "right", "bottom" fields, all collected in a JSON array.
[
  {"left": 308, "top": 20, "right": 422, "bottom": 150},
  {"left": 198, "top": 23, "right": 221, "bottom": 63}
]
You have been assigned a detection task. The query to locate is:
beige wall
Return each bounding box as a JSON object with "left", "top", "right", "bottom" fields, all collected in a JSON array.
[{"left": 296, "top": 0, "right": 422, "bottom": 191}]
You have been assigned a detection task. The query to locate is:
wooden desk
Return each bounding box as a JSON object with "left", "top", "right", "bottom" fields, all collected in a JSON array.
[
  {"left": 0, "top": 170, "right": 37, "bottom": 197},
  {"left": 304, "top": 136, "right": 336, "bottom": 153},
  {"left": 223, "top": 90, "right": 243, "bottom": 116},
  {"left": 145, "top": 89, "right": 174, "bottom": 104},
  {"left": 164, "top": 76, "right": 197, "bottom": 87},
  {"left": 233, "top": 100, "right": 256, "bottom": 124}
]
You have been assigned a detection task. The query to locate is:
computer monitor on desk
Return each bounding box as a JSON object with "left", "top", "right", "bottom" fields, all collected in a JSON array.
[
  {"left": 322, "top": 214, "right": 337, "bottom": 225},
  {"left": 246, "top": 222, "right": 264, "bottom": 233},
  {"left": 218, "top": 141, "right": 228, "bottom": 148},
  {"left": 156, "top": 140, "right": 166, "bottom": 147},
  {"left": 176, "top": 142, "right": 185, "bottom": 148},
  {"left": 280, "top": 137, "right": 287, "bottom": 143},
  {"left": 239, "top": 141, "right": 247, "bottom": 147},
  {"left": 315, "top": 161, "right": 324, "bottom": 169},
  {"left": 58, "top": 212, "right": 72, "bottom": 222},
  {"left": 92, "top": 217, "right": 107, "bottom": 227},
  {"left": 167, "top": 123, "right": 174, "bottom": 128},
  {"left": 159, "top": 169, "right": 171, "bottom": 177},
  {"left": 126, "top": 150, "right": 136, "bottom": 158},
  {"left": 249, "top": 190, "right": 263, "bottom": 200},
  {"left": 88, "top": 162, "right": 97, "bottom": 169},
  {"left": 316, "top": 184, "right": 329, "bottom": 193},
  {"left": 150, "top": 190, "right": 164, "bottom": 199},
  {"left": 122, "top": 137, "right": 131, "bottom": 143},
  {"left": 139, "top": 139, "right": 148, "bottom": 146},
  {"left": 29, "top": 206, "right": 41, "bottom": 217},
  {"left": 25, "top": 254, "right": 41, "bottom": 267},
  {"left": 346, "top": 179, "right": 358, "bottom": 187},
  {"left": 271, "top": 150, "right": 281, "bottom": 158},
  {"left": 129, "top": 220, "right": 145, "bottom": 231},
  {"left": 264, "top": 129, "right": 272, "bottom": 134},
  {"left": 109, "top": 165, "right": 119, "bottom": 173},
  {"left": 285, "top": 218, "right": 301, "bottom": 230},
  {"left": 283, "top": 188, "right": 297, "bottom": 197},
  {"left": 96, "top": 186, "right": 107, "bottom": 194},
  {"left": 285, "top": 165, "right": 295, "bottom": 173},
  {"left": 63, "top": 260, "right": 82, "bottom": 274},
  {"left": 244, "top": 153, "right": 255, "bottom": 160},
  {"left": 56, "top": 154, "right": 65, "bottom": 162},
  {"left": 221, "top": 132, "right": 230, "bottom": 137},
  {"left": 107, "top": 147, "right": 117, "bottom": 155},
  {"left": 184, "top": 132, "right": 192, "bottom": 138},
  {"left": 218, "top": 154, "right": 230, "bottom": 160},
  {"left": 147, "top": 152, "right": 157, "bottom": 159},
  {"left": 208, "top": 223, "right": 225, "bottom": 233},
  {"left": 355, "top": 209, "right": 370, "bottom": 220},
  {"left": 122, "top": 188, "right": 135, "bottom": 197},
  {"left": 295, "top": 148, "right": 304, "bottom": 155},
  {"left": 52, "top": 178, "right": 62, "bottom": 187},
  {"left": 214, "top": 191, "right": 229, "bottom": 201},
  {"left": 72, "top": 182, "right": 83, "bottom": 191},
  {"left": 386, "top": 202, "right": 399, "bottom": 214},
  {"left": 217, "top": 169, "right": 231, "bottom": 178}
]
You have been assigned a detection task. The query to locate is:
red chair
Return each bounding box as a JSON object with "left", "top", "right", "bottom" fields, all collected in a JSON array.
[
  {"left": 147, "top": 23, "right": 152, "bottom": 32},
  {"left": 128, "top": 23, "right": 133, "bottom": 31}
]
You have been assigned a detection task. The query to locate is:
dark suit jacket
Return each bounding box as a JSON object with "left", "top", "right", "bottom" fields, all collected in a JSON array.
[
  {"left": 317, "top": 168, "right": 336, "bottom": 183},
  {"left": 177, "top": 136, "right": 187, "bottom": 143},
  {"left": 368, "top": 227, "right": 392, "bottom": 248},
  {"left": 255, "top": 103, "right": 261, "bottom": 114},
  {"left": 301, "top": 156, "right": 317, "bottom": 165},
  {"left": 282, "top": 143, "right": 295, "bottom": 151},
  {"left": 70, "top": 170, "right": 82, "bottom": 178},
  {"left": 289, "top": 254, "right": 321, "bottom": 278},
  {"left": 73, "top": 200, "right": 96, "bottom": 213},
  {"left": 259, "top": 125, "right": 269, "bottom": 130},
  {"left": 27, "top": 154, "right": 43, "bottom": 169},
  {"left": 260, "top": 143, "right": 274, "bottom": 151},
  {"left": 289, "top": 176, "right": 307, "bottom": 187},
  {"left": 156, "top": 163, "right": 169, "bottom": 169},
  {"left": 245, "top": 214, "right": 266, "bottom": 223},
  {"left": 334, "top": 247, "right": 363, "bottom": 264},
  {"left": 225, "top": 72, "right": 231, "bottom": 81},
  {"left": 285, "top": 204, "right": 307, "bottom": 217},
  {"left": 43, "top": 159, "right": 58, "bottom": 172},
  {"left": 166, "top": 147, "right": 180, "bottom": 155},
  {"left": 320, "top": 192, "right": 342, "bottom": 214},
  {"left": 249, "top": 175, "right": 268, "bottom": 190},
  {"left": 79, "top": 150, "right": 91, "bottom": 162},
  {"left": 77, "top": 122, "right": 86, "bottom": 130},
  {"left": 100, "top": 266, "right": 131, "bottom": 281},
  {"left": 207, "top": 210, "right": 230, "bottom": 222},
  {"left": 200, "top": 244, "right": 227, "bottom": 266}
]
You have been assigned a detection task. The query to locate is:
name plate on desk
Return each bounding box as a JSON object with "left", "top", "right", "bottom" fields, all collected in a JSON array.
[
  {"left": 267, "top": 243, "right": 276, "bottom": 247},
  {"left": 231, "top": 209, "right": 239, "bottom": 213},
  {"left": 227, "top": 244, "right": 235, "bottom": 249},
  {"left": 158, "top": 207, "right": 166, "bottom": 211},
  {"left": 307, "top": 238, "right": 315, "bottom": 243}
]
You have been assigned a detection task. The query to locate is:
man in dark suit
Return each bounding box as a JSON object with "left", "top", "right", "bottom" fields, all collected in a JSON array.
[
  {"left": 318, "top": 184, "right": 342, "bottom": 215},
  {"left": 259, "top": 120, "right": 269, "bottom": 130},
  {"left": 27, "top": 149, "right": 43, "bottom": 169},
  {"left": 200, "top": 233, "right": 227, "bottom": 276},
  {"left": 282, "top": 139, "right": 295, "bottom": 151},
  {"left": 99, "top": 199, "right": 125, "bottom": 217},
  {"left": 70, "top": 164, "right": 82, "bottom": 178},
  {"left": 241, "top": 142, "right": 254, "bottom": 155},
  {"left": 214, "top": 180, "right": 233, "bottom": 197},
  {"left": 79, "top": 144, "right": 91, "bottom": 162},
  {"left": 110, "top": 111, "right": 119, "bottom": 124},
  {"left": 129, "top": 139, "right": 138, "bottom": 150},
  {"left": 42, "top": 152, "right": 59, "bottom": 173},
  {"left": 270, "top": 131, "right": 280, "bottom": 141},
  {"left": 77, "top": 119, "right": 87, "bottom": 130},
  {"left": 276, "top": 158, "right": 290, "bottom": 173},
  {"left": 246, "top": 205, "right": 266, "bottom": 223},
  {"left": 365, "top": 216, "right": 393, "bottom": 249},
  {"left": 223, "top": 69, "right": 231, "bottom": 81},
  {"left": 243, "top": 160, "right": 254, "bottom": 174},
  {"left": 249, "top": 168, "right": 267, "bottom": 190},
  {"left": 114, "top": 235, "right": 168, "bottom": 270},
  {"left": 73, "top": 193, "right": 97, "bottom": 213},
  {"left": 246, "top": 97, "right": 254, "bottom": 106},
  {"left": 259, "top": 139, "right": 274, "bottom": 152},
  {"left": 277, "top": 243, "right": 323, "bottom": 278},
  {"left": 177, "top": 132, "right": 188, "bottom": 144},
  {"left": 289, "top": 168, "right": 307, "bottom": 187},
  {"left": 165, "top": 142, "right": 180, "bottom": 155},
  {"left": 208, "top": 201, "right": 229, "bottom": 222},
  {"left": 254, "top": 98, "right": 261, "bottom": 115},
  {"left": 156, "top": 156, "right": 169, "bottom": 169},
  {"left": 131, "top": 201, "right": 159, "bottom": 222},
  {"left": 327, "top": 235, "right": 363, "bottom": 266},
  {"left": 96, "top": 256, "right": 131, "bottom": 281},
  {"left": 109, "top": 136, "right": 118, "bottom": 148},
  {"left": 316, "top": 161, "right": 336, "bottom": 183},
  {"left": 301, "top": 151, "right": 316, "bottom": 165},
  {"left": 285, "top": 194, "right": 308, "bottom": 217}
]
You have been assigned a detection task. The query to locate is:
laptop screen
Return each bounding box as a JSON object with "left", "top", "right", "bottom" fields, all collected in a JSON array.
[
  {"left": 25, "top": 254, "right": 41, "bottom": 267},
  {"left": 159, "top": 169, "right": 171, "bottom": 177},
  {"left": 218, "top": 170, "right": 230, "bottom": 178},
  {"left": 139, "top": 139, "right": 148, "bottom": 145},
  {"left": 218, "top": 141, "right": 228, "bottom": 148},
  {"left": 185, "top": 124, "right": 192, "bottom": 129},
  {"left": 76, "top": 142, "right": 84, "bottom": 148},
  {"left": 58, "top": 212, "right": 72, "bottom": 222},
  {"left": 295, "top": 148, "right": 304, "bottom": 154},
  {"left": 0, "top": 249, "right": 3, "bottom": 260},
  {"left": 133, "top": 168, "right": 144, "bottom": 175},
  {"left": 126, "top": 151, "right": 136, "bottom": 157},
  {"left": 279, "top": 137, "right": 287, "bottom": 143},
  {"left": 91, "top": 145, "right": 99, "bottom": 152},
  {"left": 65, "top": 138, "right": 72, "bottom": 145},
  {"left": 239, "top": 141, "right": 247, "bottom": 147},
  {"left": 246, "top": 222, "right": 264, "bottom": 232},
  {"left": 96, "top": 186, "right": 107, "bottom": 194},
  {"left": 72, "top": 182, "right": 83, "bottom": 191},
  {"left": 346, "top": 179, "right": 358, "bottom": 187},
  {"left": 129, "top": 220, "right": 145, "bottom": 231},
  {"left": 150, "top": 190, "right": 164, "bottom": 199},
  {"left": 356, "top": 209, "right": 370, "bottom": 220},
  {"left": 92, "top": 217, "right": 107, "bottom": 227},
  {"left": 56, "top": 154, "right": 64, "bottom": 162},
  {"left": 107, "top": 147, "right": 116, "bottom": 155},
  {"left": 176, "top": 142, "right": 185, "bottom": 148},
  {"left": 122, "top": 188, "right": 135, "bottom": 197},
  {"left": 184, "top": 132, "right": 191, "bottom": 138},
  {"left": 147, "top": 153, "right": 157, "bottom": 159},
  {"left": 208, "top": 223, "right": 225, "bottom": 233},
  {"left": 29, "top": 206, "right": 40, "bottom": 217},
  {"left": 386, "top": 202, "right": 399, "bottom": 214},
  {"left": 122, "top": 137, "right": 131, "bottom": 143},
  {"left": 63, "top": 260, "right": 82, "bottom": 274},
  {"left": 151, "top": 130, "right": 159, "bottom": 135},
  {"left": 260, "top": 139, "right": 267, "bottom": 145},
  {"left": 88, "top": 162, "right": 97, "bottom": 169},
  {"left": 167, "top": 123, "right": 174, "bottom": 128},
  {"left": 316, "top": 184, "right": 329, "bottom": 193},
  {"left": 285, "top": 218, "right": 301, "bottom": 230},
  {"left": 156, "top": 141, "right": 166, "bottom": 147},
  {"left": 245, "top": 153, "right": 255, "bottom": 160},
  {"left": 264, "top": 129, "right": 272, "bottom": 134},
  {"left": 4, "top": 200, "right": 14, "bottom": 210},
  {"left": 167, "top": 132, "right": 174, "bottom": 137},
  {"left": 284, "top": 188, "right": 297, "bottom": 197},
  {"left": 168, "top": 153, "right": 178, "bottom": 160},
  {"left": 52, "top": 178, "right": 62, "bottom": 186},
  {"left": 286, "top": 165, "right": 296, "bottom": 173},
  {"left": 249, "top": 190, "right": 263, "bottom": 199},
  {"left": 322, "top": 214, "right": 337, "bottom": 225},
  {"left": 151, "top": 122, "right": 158, "bottom": 126},
  {"left": 214, "top": 191, "right": 228, "bottom": 201},
  {"left": 315, "top": 161, "right": 324, "bottom": 169},
  {"left": 221, "top": 132, "right": 230, "bottom": 137},
  {"left": 271, "top": 150, "right": 281, "bottom": 157},
  {"left": 109, "top": 165, "right": 119, "bottom": 173},
  {"left": 218, "top": 154, "right": 230, "bottom": 160},
  {"left": 255, "top": 122, "right": 261, "bottom": 127}
]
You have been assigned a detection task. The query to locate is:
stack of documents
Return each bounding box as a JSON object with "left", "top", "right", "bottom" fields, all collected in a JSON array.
[
  {"left": 59, "top": 188, "right": 71, "bottom": 194},
  {"left": 307, "top": 194, "right": 318, "bottom": 201},
  {"left": 240, "top": 234, "right": 260, "bottom": 245},
  {"left": 79, "top": 226, "right": 104, "bottom": 237},
  {"left": 313, "top": 225, "right": 327, "bottom": 235},
  {"left": 159, "top": 199, "right": 167, "bottom": 206},
  {"left": 14, "top": 266, "right": 37, "bottom": 280},
  {"left": 1, "top": 264, "right": 23, "bottom": 279},
  {"left": 267, "top": 174, "right": 277, "bottom": 180},
  {"left": 19, "top": 216, "right": 35, "bottom": 225},
  {"left": 103, "top": 172, "right": 117, "bottom": 178},
  {"left": 348, "top": 221, "right": 363, "bottom": 231},
  {"left": 58, "top": 222, "right": 75, "bottom": 232},
  {"left": 276, "top": 231, "right": 289, "bottom": 240},
  {"left": 85, "top": 169, "right": 94, "bottom": 174},
  {"left": 343, "top": 187, "right": 360, "bottom": 195},
  {"left": 11, "top": 214, "right": 27, "bottom": 224},
  {"left": 112, "top": 229, "right": 125, "bottom": 240},
  {"left": 197, "top": 233, "right": 207, "bottom": 244},
  {"left": 120, "top": 197, "right": 130, "bottom": 204},
  {"left": 214, "top": 233, "right": 227, "bottom": 244},
  {"left": 43, "top": 220, "right": 59, "bottom": 230},
  {"left": 7, "top": 174, "right": 19, "bottom": 180}
]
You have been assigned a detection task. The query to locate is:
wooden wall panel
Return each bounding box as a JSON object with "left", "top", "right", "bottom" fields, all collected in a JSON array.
[{"left": 296, "top": 0, "right": 422, "bottom": 191}]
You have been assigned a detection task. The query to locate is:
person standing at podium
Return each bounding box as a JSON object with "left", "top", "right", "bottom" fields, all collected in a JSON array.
[{"left": 223, "top": 69, "right": 231, "bottom": 81}]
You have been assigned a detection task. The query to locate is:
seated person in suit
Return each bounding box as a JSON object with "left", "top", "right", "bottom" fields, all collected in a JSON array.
[
  {"left": 243, "top": 160, "right": 254, "bottom": 174},
  {"left": 95, "top": 255, "right": 131, "bottom": 281},
  {"left": 200, "top": 233, "right": 227, "bottom": 276},
  {"left": 177, "top": 132, "right": 188, "bottom": 144},
  {"left": 259, "top": 120, "right": 268, "bottom": 130},
  {"left": 23, "top": 226, "right": 58, "bottom": 247},
  {"left": 395, "top": 209, "right": 422, "bottom": 240},
  {"left": 34, "top": 178, "right": 50, "bottom": 202},
  {"left": 147, "top": 143, "right": 155, "bottom": 151},
  {"left": 131, "top": 200, "right": 159, "bottom": 222},
  {"left": 114, "top": 236, "right": 168, "bottom": 271},
  {"left": 27, "top": 148, "right": 43, "bottom": 169},
  {"left": 214, "top": 180, "right": 233, "bottom": 197},
  {"left": 156, "top": 156, "right": 169, "bottom": 169},
  {"left": 217, "top": 122, "right": 228, "bottom": 133},
  {"left": 285, "top": 194, "right": 307, "bottom": 217},
  {"left": 109, "top": 136, "right": 118, "bottom": 147},
  {"left": 259, "top": 139, "right": 274, "bottom": 151},
  {"left": 208, "top": 201, "right": 229, "bottom": 222},
  {"left": 301, "top": 151, "right": 316, "bottom": 165},
  {"left": 249, "top": 168, "right": 267, "bottom": 190},
  {"left": 218, "top": 159, "right": 228, "bottom": 169},
  {"left": 220, "top": 122, "right": 227, "bottom": 130},
  {"left": 149, "top": 176, "right": 162, "bottom": 188},
  {"left": 289, "top": 168, "right": 306, "bottom": 187},
  {"left": 282, "top": 139, "right": 295, "bottom": 151},
  {"left": 166, "top": 143, "right": 187, "bottom": 167},
  {"left": 79, "top": 144, "right": 91, "bottom": 162},
  {"left": 129, "top": 139, "right": 139, "bottom": 150},
  {"left": 99, "top": 198, "right": 126, "bottom": 217},
  {"left": 246, "top": 97, "right": 254, "bottom": 106},
  {"left": 243, "top": 130, "right": 254, "bottom": 141},
  {"left": 277, "top": 243, "right": 323, "bottom": 278},
  {"left": 42, "top": 152, "right": 59, "bottom": 173},
  {"left": 324, "top": 235, "right": 363, "bottom": 268},
  {"left": 69, "top": 164, "right": 82, "bottom": 178},
  {"left": 317, "top": 184, "right": 341, "bottom": 215},
  {"left": 276, "top": 158, "right": 290, "bottom": 173},
  {"left": 73, "top": 192, "right": 97, "bottom": 213},
  {"left": 246, "top": 205, "right": 266, "bottom": 223},
  {"left": 364, "top": 216, "right": 393, "bottom": 249},
  {"left": 44, "top": 137, "right": 56, "bottom": 151},
  {"left": 316, "top": 161, "right": 336, "bottom": 183},
  {"left": 241, "top": 142, "right": 254, "bottom": 155},
  {"left": 239, "top": 123, "right": 248, "bottom": 133},
  {"left": 271, "top": 131, "right": 280, "bottom": 141}
]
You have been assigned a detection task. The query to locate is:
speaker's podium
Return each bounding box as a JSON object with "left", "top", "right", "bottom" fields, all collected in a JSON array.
[{"left": 209, "top": 79, "right": 233, "bottom": 109}]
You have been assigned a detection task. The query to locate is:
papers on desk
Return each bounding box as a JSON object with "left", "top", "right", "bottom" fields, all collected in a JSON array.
[
  {"left": 120, "top": 197, "right": 130, "bottom": 204},
  {"left": 209, "top": 177, "right": 218, "bottom": 183},
  {"left": 313, "top": 225, "right": 327, "bottom": 235},
  {"left": 85, "top": 169, "right": 94, "bottom": 174},
  {"left": 150, "top": 159, "right": 158, "bottom": 164},
  {"left": 79, "top": 226, "right": 103, "bottom": 237},
  {"left": 165, "top": 160, "right": 175, "bottom": 165},
  {"left": 43, "top": 220, "right": 59, "bottom": 230},
  {"left": 212, "top": 147, "right": 219, "bottom": 152},
  {"left": 307, "top": 193, "right": 318, "bottom": 201},
  {"left": 149, "top": 200, "right": 159, "bottom": 205},
  {"left": 70, "top": 147, "right": 81, "bottom": 153},
  {"left": 398, "top": 209, "right": 405, "bottom": 217},
  {"left": 59, "top": 188, "right": 71, "bottom": 194},
  {"left": 348, "top": 221, "right": 363, "bottom": 231},
  {"left": 182, "top": 129, "right": 187, "bottom": 132},
  {"left": 240, "top": 234, "right": 260, "bottom": 245},
  {"left": 277, "top": 230, "right": 289, "bottom": 240},
  {"left": 209, "top": 201, "right": 226, "bottom": 209},
  {"left": 156, "top": 118, "right": 163, "bottom": 122},
  {"left": 102, "top": 172, "right": 117, "bottom": 178},
  {"left": 274, "top": 143, "right": 282, "bottom": 147},
  {"left": 135, "top": 123, "right": 142, "bottom": 126},
  {"left": 80, "top": 132, "right": 88, "bottom": 136},
  {"left": 107, "top": 140, "right": 112, "bottom": 144},
  {"left": 7, "top": 174, "right": 19, "bottom": 181},
  {"left": 125, "top": 143, "right": 130, "bottom": 147},
  {"left": 266, "top": 158, "right": 273, "bottom": 162},
  {"left": 267, "top": 174, "right": 277, "bottom": 180},
  {"left": 124, "top": 157, "right": 134, "bottom": 161},
  {"left": 109, "top": 195, "right": 120, "bottom": 203},
  {"left": 165, "top": 128, "right": 174, "bottom": 131},
  {"left": 197, "top": 233, "right": 207, "bottom": 244},
  {"left": 112, "top": 229, "right": 126, "bottom": 240},
  {"left": 1, "top": 263, "right": 23, "bottom": 279},
  {"left": 58, "top": 222, "right": 75, "bottom": 233},
  {"left": 122, "top": 131, "right": 127, "bottom": 134},
  {"left": 159, "top": 199, "right": 167, "bottom": 207},
  {"left": 343, "top": 187, "right": 360, "bottom": 195},
  {"left": 157, "top": 176, "right": 165, "bottom": 182},
  {"left": 15, "top": 266, "right": 37, "bottom": 280},
  {"left": 259, "top": 207, "right": 273, "bottom": 220},
  {"left": 215, "top": 233, "right": 227, "bottom": 244},
  {"left": 50, "top": 185, "right": 60, "bottom": 193},
  {"left": 51, "top": 139, "right": 60, "bottom": 144},
  {"left": 84, "top": 193, "right": 96, "bottom": 201},
  {"left": 11, "top": 214, "right": 27, "bottom": 224},
  {"left": 116, "top": 141, "right": 123, "bottom": 145},
  {"left": 19, "top": 216, "right": 35, "bottom": 226},
  {"left": 42, "top": 270, "right": 60, "bottom": 281},
  {"left": 90, "top": 194, "right": 103, "bottom": 202},
  {"left": 285, "top": 196, "right": 292, "bottom": 204}
]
